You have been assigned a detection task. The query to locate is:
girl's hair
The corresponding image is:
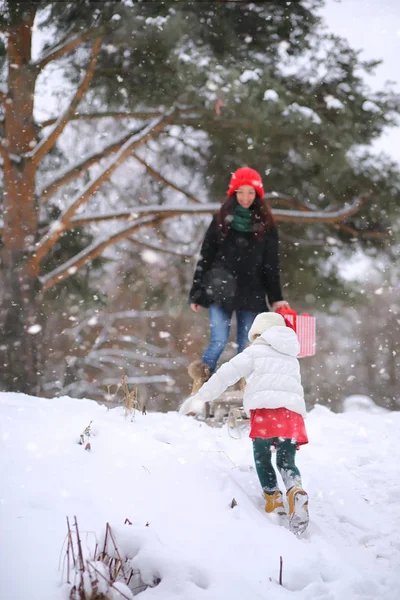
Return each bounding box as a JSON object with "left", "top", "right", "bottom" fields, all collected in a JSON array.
[{"left": 216, "top": 194, "right": 275, "bottom": 240}]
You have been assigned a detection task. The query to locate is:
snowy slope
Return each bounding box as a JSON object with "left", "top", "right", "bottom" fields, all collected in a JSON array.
[{"left": 1, "top": 392, "right": 400, "bottom": 599}]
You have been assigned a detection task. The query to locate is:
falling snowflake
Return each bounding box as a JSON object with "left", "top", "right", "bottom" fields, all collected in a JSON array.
[
  {"left": 141, "top": 250, "right": 159, "bottom": 264},
  {"left": 27, "top": 324, "right": 42, "bottom": 335},
  {"left": 49, "top": 220, "right": 65, "bottom": 233}
]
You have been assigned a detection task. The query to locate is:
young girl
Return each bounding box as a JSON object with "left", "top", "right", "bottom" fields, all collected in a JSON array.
[
  {"left": 180, "top": 311, "right": 309, "bottom": 535},
  {"left": 188, "top": 167, "right": 289, "bottom": 393}
]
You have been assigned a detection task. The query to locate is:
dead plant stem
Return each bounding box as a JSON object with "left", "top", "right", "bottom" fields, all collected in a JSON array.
[
  {"left": 74, "top": 516, "right": 85, "bottom": 573},
  {"left": 107, "top": 523, "right": 128, "bottom": 583},
  {"left": 87, "top": 563, "right": 132, "bottom": 600}
]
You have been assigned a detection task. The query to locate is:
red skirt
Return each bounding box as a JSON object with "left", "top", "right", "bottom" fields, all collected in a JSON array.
[{"left": 249, "top": 407, "right": 308, "bottom": 446}]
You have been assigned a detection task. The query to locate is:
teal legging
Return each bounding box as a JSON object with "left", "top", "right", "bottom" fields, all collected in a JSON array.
[{"left": 253, "top": 437, "right": 302, "bottom": 493}]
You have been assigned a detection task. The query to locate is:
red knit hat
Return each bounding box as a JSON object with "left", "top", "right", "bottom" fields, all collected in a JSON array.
[{"left": 227, "top": 167, "right": 264, "bottom": 198}]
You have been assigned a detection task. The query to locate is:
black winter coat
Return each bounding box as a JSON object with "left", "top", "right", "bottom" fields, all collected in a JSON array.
[{"left": 189, "top": 216, "right": 284, "bottom": 312}]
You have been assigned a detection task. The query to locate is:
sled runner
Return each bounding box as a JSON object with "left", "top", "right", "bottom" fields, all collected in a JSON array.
[{"left": 203, "top": 390, "right": 245, "bottom": 421}]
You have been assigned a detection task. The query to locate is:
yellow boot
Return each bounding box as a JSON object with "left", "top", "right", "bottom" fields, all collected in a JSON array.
[
  {"left": 263, "top": 490, "right": 286, "bottom": 516},
  {"left": 286, "top": 485, "right": 309, "bottom": 535},
  {"left": 188, "top": 360, "right": 210, "bottom": 394}
]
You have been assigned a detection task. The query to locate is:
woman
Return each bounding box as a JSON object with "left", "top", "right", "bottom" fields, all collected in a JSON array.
[{"left": 188, "top": 166, "right": 289, "bottom": 393}]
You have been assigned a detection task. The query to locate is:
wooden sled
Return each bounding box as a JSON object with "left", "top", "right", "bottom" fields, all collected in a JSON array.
[{"left": 204, "top": 390, "right": 248, "bottom": 422}]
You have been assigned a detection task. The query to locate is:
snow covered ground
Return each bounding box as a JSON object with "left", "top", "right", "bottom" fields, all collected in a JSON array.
[{"left": 1, "top": 391, "right": 400, "bottom": 599}]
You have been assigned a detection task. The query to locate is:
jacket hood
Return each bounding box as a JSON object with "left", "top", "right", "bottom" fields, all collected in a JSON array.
[
  {"left": 248, "top": 312, "right": 286, "bottom": 343},
  {"left": 258, "top": 326, "right": 300, "bottom": 357}
]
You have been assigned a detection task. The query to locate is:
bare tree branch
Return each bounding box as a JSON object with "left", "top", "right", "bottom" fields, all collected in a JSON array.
[
  {"left": 279, "top": 231, "right": 326, "bottom": 246},
  {"left": 128, "top": 236, "right": 195, "bottom": 258},
  {"left": 333, "top": 222, "right": 389, "bottom": 238},
  {"left": 0, "top": 140, "right": 7, "bottom": 162},
  {"left": 37, "top": 192, "right": 384, "bottom": 291},
  {"left": 271, "top": 194, "right": 386, "bottom": 238},
  {"left": 32, "top": 109, "right": 177, "bottom": 268},
  {"left": 132, "top": 153, "right": 202, "bottom": 204},
  {"left": 271, "top": 194, "right": 370, "bottom": 223},
  {"left": 32, "top": 26, "right": 105, "bottom": 71},
  {"left": 67, "top": 195, "right": 370, "bottom": 229},
  {"left": 37, "top": 108, "right": 198, "bottom": 128},
  {"left": 38, "top": 129, "right": 144, "bottom": 202},
  {"left": 40, "top": 216, "right": 160, "bottom": 291},
  {"left": 268, "top": 195, "right": 314, "bottom": 211},
  {"left": 69, "top": 204, "right": 219, "bottom": 228},
  {"left": 30, "top": 37, "right": 102, "bottom": 167}
]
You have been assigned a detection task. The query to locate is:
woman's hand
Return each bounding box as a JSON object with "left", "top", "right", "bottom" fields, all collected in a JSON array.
[
  {"left": 271, "top": 300, "right": 290, "bottom": 312},
  {"left": 190, "top": 303, "right": 201, "bottom": 312}
]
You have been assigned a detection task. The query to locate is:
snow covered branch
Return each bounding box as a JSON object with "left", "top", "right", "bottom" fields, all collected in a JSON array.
[
  {"left": 40, "top": 196, "right": 372, "bottom": 291},
  {"left": 128, "top": 237, "right": 194, "bottom": 258},
  {"left": 32, "top": 109, "right": 176, "bottom": 268},
  {"left": 268, "top": 193, "right": 318, "bottom": 211},
  {"left": 272, "top": 194, "right": 386, "bottom": 237},
  {"left": 38, "top": 128, "right": 144, "bottom": 202},
  {"left": 132, "top": 153, "right": 202, "bottom": 204},
  {"left": 67, "top": 194, "right": 369, "bottom": 229},
  {"left": 87, "top": 348, "right": 182, "bottom": 368},
  {"left": 30, "top": 37, "right": 102, "bottom": 167},
  {"left": 69, "top": 205, "right": 220, "bottom": 228},
  {"left": 32, "top": 27, "right": 105, "bottom": 71},
  {"left": 67, "top": 309, "right": 166, "bottom": 338},
  {"left": 39, "top": 216, "right": 161, "bottom": 291},
  {"left": 38, "top": 120, "right": 196, "bottom": 204},
  {"left": 37, "top": 108, "right": 196, "bottom": 128},
  {"left": 334, "top": 221, "right": 389, "bottom": 238},
  {"left": 270, "top": 194, "right": 370, "bottom": 223}
]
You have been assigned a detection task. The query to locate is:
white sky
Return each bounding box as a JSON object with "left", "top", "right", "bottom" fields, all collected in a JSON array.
[{"left": 322, "top": 0, "right": 400, "bottom": 166}]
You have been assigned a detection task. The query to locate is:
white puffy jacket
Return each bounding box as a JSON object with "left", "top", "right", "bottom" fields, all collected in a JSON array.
[{"left": 180, "top": 326, "right": 306, "bottom": 417}]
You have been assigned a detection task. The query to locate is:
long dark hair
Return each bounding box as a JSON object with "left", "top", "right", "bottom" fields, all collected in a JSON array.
[{"left": 216, "top": 194, "right": 275, "bottom": 240}]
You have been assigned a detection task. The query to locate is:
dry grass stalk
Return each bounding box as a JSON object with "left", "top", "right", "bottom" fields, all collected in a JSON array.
[
  {"left": 106, "top": 373, "right": 144, "bottom": 421},
  {"left": 62, "top": 517, "right": 159, "bottom": 599},
  {"left": 121, "top": 374, "right": 138, "bottom": 419},
  {"left": 78, "top": 421, "right": 93, "bottom": 446}
]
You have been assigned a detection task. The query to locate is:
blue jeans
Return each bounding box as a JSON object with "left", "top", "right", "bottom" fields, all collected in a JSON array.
[{"left": 202, "top": 305, "right": 257, "bottom": 373}]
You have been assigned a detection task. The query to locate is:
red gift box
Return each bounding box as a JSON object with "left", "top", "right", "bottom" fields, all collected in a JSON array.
[{"left": 276, "top": 306, "right": 316, "bottom": 358}]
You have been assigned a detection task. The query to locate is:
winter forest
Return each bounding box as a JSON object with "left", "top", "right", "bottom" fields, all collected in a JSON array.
[
  {"left": 0, "top": 0, "right": 399, "bottom": 411},
  {"left": 1, "top": 1, "right": 400, "bottom": 599}
]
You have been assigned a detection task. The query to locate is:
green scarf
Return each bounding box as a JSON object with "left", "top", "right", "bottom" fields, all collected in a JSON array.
[{"left": 231, "top": 203, "right": 253, "bottom": 232}]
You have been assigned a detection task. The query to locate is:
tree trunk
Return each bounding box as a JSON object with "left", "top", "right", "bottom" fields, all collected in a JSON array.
[
  {"left": 386, "top": 310, "right": 399, "bottom": 410},
  {"left": 0, "top": 10, "right": 42, "bottom": 394}
]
